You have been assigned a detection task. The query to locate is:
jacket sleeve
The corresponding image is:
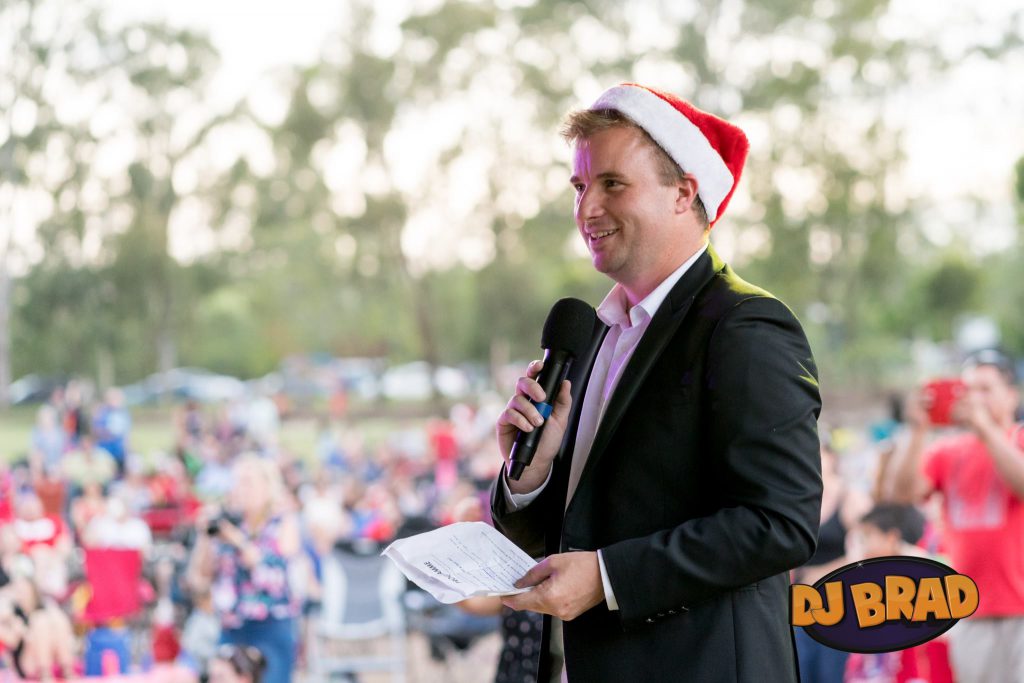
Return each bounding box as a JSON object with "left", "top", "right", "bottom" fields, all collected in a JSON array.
[
  {"left": 490, "top": 469, "right": 552, "bottom": 560},
  {"left": 600, "top": 295, "right": 823, "bottom": 627}
]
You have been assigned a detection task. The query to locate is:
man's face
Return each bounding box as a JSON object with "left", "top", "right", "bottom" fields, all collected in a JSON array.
[
  {"left": 962, "top": 364, "right": 1019, "bottom": 425},
  {"left": 571, "top": 126, "right": 693, "bottom": 299}
]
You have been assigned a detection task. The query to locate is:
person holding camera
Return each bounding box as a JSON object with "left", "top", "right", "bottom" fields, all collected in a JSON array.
[
  {"left": 891, "top": 349, "right": 1024, "bottom": 683},
  {"left": 188, "top": 454, "right": 301, "bottom": 683}
]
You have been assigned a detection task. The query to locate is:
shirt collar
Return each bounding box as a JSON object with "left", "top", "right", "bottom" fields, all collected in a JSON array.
[{"left": 596, "top": 244, "right": 708, "bottom": 329}]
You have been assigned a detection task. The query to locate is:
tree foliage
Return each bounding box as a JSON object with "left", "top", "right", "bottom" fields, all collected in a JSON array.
[{"left": 5, "top": 0, "right": 1024, "bottom": 397}]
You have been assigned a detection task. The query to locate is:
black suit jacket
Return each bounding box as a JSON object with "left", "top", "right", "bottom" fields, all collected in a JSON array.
[{"left": 491, "top": 246, "right": 823, "bottom": 682}]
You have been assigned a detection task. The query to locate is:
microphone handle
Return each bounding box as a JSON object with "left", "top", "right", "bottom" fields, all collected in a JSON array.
[{"left": 507, "top": 348, "right": 573, "bottom": 480}]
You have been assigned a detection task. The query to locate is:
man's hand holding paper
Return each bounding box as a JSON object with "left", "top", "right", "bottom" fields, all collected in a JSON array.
[{"left": 501, "top": 551, "right": 605, "bottom": 621}]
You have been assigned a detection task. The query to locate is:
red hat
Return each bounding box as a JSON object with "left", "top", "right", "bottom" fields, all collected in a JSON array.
[{"left": 590, "top": 83, "right": 749, "bottom": 225}]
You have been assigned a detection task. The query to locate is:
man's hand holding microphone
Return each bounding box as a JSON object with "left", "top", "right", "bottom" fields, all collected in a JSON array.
[
  {"left": 496, "top": 358, "right": 573, "bottom": 494},
  {"left": 493, "top": 298, "right": 606, "bottom": 621}
]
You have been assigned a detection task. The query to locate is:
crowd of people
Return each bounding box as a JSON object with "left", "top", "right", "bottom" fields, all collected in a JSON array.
[
  {"left": 0, "top": 345, "right": 1021, "bottom": 683},
  {"left": 1, "top": 380, "right": 511, "bottom": 682},
  {"left": 797, "top": 348, "right": 1024, "bottom": 683}
]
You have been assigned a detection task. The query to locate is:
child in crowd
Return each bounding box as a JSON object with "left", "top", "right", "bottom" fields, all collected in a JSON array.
[{"left": 844, "top": 503, "right": 954, "bottom": 683}]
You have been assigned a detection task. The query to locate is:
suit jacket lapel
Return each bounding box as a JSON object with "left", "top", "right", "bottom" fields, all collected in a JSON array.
[{"left": 570, "top": 246, "right": 724, "bottom": 497}]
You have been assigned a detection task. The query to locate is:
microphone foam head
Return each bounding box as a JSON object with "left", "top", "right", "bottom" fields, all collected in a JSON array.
[{"left": 541, "top": 298, "right": 597, "bottom": 358}]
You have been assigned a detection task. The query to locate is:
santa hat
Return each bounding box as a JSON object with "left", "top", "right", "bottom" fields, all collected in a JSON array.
[{"left": 590, "top": 83, "right": 749, "bottom": 225}]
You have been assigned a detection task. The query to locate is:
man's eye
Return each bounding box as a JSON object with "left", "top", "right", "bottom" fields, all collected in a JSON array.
[
  {"left": 573, "top": 184, "right": 585, "bottom": 193},
  {"left": 604, "top": 179, "right": 621, "bottom": 188}
]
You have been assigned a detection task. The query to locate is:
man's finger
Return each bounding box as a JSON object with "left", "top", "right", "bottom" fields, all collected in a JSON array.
[
  {"left": 515, "top": 559, "right": 555, "bottom": 588},
  {"left": 515, "top": 375, "right": 547, "bottom": 404},
  {"left": 499, "top": 405, "right": 535, "bottom": 434},
  {"left": 510, "top": 394, "right": 547, "bottom": 427},
  {"left": 503, "top": 583, "right": 548, "bottom": 613},
  {"left": 552, "top": 379, "right": 572, "bottom": 416},
  {"left": 502, "top": 594, "right": 531, "bottom": 612}
]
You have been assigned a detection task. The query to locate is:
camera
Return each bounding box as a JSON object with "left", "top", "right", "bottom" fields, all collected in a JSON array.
[
  {"left": 922, "top": 378, "right": 966, "bottom": 426},
  {"left": 206, "top": 512, "right": 242, "bottom": 536}
]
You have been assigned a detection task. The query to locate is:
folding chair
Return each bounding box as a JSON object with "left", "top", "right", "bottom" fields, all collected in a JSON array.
[
  {"left": 78, "top": 548, "right": 151, "bottom": 675},
  {"left": 305, "top": 545, "right": 408, "bottom": 682}
]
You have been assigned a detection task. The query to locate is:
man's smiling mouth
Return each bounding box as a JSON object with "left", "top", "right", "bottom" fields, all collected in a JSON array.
[{"left": 589, "top": 229, "right": 618, "bottom": 242}]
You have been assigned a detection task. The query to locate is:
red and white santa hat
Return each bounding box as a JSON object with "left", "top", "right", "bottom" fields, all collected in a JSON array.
[{"left": 590, "top": 83, "right": 749, "bottom": 225}]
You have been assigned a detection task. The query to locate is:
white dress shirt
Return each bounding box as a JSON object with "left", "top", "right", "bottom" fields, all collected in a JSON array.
[{"left": 503, "top": 244, "right": 708, "bottom": 610}]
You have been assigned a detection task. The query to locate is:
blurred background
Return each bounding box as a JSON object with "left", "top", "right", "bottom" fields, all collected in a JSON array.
[
  {"left": 1, "top": 0, "right": 1024, "bottom": 681},
  {"left": 3, "top": 0, "right": 1024, "bottom": 417}
]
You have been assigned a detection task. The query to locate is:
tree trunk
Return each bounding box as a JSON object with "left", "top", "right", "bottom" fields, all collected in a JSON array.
[
  {"left": 96, "top": 346, "right": 114, "bottom": 391},
  {"left": 0, "top": 264, "right": 10, "bottom": 407}
]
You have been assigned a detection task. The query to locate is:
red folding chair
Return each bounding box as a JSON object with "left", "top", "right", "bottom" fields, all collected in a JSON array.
[{"left": 79, "top": 548, "right": 147, "bottom": 625}]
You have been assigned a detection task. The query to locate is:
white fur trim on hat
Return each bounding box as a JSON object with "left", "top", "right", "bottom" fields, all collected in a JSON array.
[{"left": 592, "top": 85, "right": 734, "bottom": 221}]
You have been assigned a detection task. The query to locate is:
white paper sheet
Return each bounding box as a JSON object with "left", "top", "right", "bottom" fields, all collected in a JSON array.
[{"left": 382, "top": 522, "right": 537, "bottom": 604}]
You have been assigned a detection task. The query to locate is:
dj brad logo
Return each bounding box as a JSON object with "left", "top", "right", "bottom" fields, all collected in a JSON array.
[{"left": 791, "top": 556, "right": 978, "bottom": 653}]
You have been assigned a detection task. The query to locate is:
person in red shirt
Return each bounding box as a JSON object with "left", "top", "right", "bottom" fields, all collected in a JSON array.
[
  {"left": 892, "top": 349, "right": 1024, "bottom": 683},
  {"left": 9, "top": 493, "right": 72, "bottom": 599}
]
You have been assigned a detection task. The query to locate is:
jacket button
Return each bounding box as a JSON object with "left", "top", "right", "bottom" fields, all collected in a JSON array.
[{"left": 645, "top": 617, "right": 655, "bottom": 623}]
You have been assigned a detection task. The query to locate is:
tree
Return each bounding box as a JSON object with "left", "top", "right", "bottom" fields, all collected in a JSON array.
[{"left": 5, "top": 0, "right": 243, "bottom": 386}]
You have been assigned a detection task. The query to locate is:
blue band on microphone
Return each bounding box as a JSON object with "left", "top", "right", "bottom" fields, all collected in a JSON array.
[{"left": 532, "top": 400, "right": 553, "bottom": 420}]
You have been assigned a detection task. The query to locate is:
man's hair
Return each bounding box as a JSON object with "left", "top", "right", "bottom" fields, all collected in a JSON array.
[
  {"left": 561, "top": 108, "right": 710, "bottom": 228},
  {"left": 963, "top": 348, "right": 1018, "bottom": 386},
  {"left": 860, "top": 503, "right": 925, "bottom": 545}
]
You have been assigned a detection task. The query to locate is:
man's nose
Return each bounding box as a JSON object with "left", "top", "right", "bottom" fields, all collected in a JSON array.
[{"left": 576, "top": 187, "right": 603, "bottom": 221}]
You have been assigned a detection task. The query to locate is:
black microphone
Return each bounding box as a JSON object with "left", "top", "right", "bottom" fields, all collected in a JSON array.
[{"left": 507, "top": 297, "right": 597, "bottom": 481}]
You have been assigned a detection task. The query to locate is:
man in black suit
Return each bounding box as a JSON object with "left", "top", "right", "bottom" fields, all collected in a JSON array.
[{"left": 492, "top": 84, "right": 823, "bottom": 682}]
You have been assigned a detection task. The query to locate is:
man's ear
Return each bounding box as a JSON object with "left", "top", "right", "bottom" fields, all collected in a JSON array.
[{"left": 675, "top": 174, "right": 699, "bottom": 215}]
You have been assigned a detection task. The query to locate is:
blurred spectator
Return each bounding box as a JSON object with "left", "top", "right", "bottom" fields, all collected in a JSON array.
[
  {"left": 32, "top": 464, "right": 67, "bottom": 520},
  {"left": 846, "top": 502, "right": 927, "bottom": 563},
  {"left": 195, "top": 436, "right": 236, "bottom": 501},
  {"left": 187, "top": 455, "right": 300, "bottom": 683},
  {"left": 61, "top": 380, "right": 88, "bottom": 447},
  {"left": 350, "top": 482, "right": 400, "bottom": 542},
  {"left": 176, "top": 399, "right": 206, "bottom": 447},
  {"left": 0, "top": 462, "right": 17, "bottom": 526},
  {"left": 10, "top": 493, "right": 71, "bottom": 599},
  {"left": 91, "top": 388, "right": 132, "bottom": 476},
  {"left": 151, "top": 559, "right": 182, "bottom": 664},
  {"left": 178, "top": 586, "right": 221, "bottom": 675},
  {"left": 208, "top": 644, "right": 266, "bottom": 683},
  {"left": 83, "top": 495, "right": 153, "bottom": 554},
  {"left": 428, "top": 419, "right": 460, "bottom": 494},
  {"left": 844, "top": 503, "right": 954, "bottom": 683},
  {"left": 314, "top": 417, "right": 346, "bottom": 471},
  {"left": 108, "top": 455, "right": 154, "bottom": 516},
  {"left": 29, "top": 405, "right": 65, "bottom": 477},
  {"left": 0, "top": 556, "right": 76, "bottom": 680},
  {"left": 70, "top": 481, "right": 107, "bottom": 541},
  {"left": 890, "top": 350, "right": 1024, "bottom": 683},
  {"left": 60, "top": 434, "right": 118, "bottom": 491},
  {"left": 794, "top": 442, "right": 871, "bottom": 683}
]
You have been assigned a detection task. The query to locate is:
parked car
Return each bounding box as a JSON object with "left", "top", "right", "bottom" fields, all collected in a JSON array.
[
  {"left": 380, "top": 362, "right": 471, "bottom": 401},
  {"left": 7, "top": 374, "right": 65, "bottom": 405},
  {"left": 120, "top": 367, "right": 247, "bottom": 405}
]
